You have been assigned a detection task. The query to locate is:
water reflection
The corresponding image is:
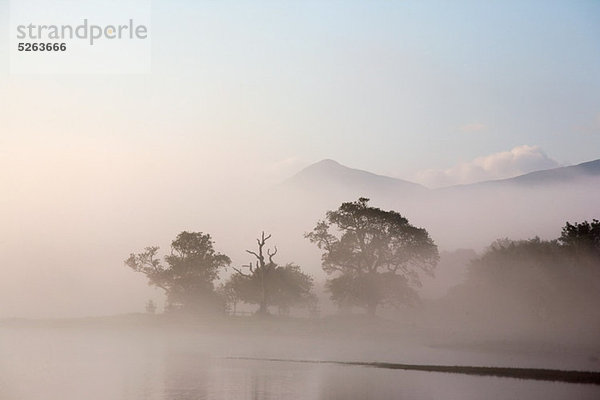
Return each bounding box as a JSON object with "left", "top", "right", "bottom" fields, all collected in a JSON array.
[{"left": 1, "top": 328, "right": 599, "bottom": 400}]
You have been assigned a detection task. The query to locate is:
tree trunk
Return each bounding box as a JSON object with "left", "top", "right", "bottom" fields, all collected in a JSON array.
[{"left": 258, "top": 268, "right": 269, "bottom": 315}]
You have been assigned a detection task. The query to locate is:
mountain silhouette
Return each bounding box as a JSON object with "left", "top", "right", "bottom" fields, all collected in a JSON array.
[
  {"left": 273, "top": 157, "right": 600, "bottom": 250},
  {"left": 282, "top": 158, "right": 600, "bottom": 193},
  {"left": 281, "top": 159, "right": 426, "bottom": 196}
]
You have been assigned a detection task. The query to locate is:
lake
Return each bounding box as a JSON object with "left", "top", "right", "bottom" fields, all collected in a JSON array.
[{"left": 1, "top": 322, "right": 599, "bottom": 400}]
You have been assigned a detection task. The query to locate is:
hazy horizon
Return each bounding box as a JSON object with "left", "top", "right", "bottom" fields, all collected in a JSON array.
[
  {"left": 1, "top": 0, "right": 599, "bottom": 320},
  {"left": 1, "top": 3, "right": 600, "bottom": 399}
]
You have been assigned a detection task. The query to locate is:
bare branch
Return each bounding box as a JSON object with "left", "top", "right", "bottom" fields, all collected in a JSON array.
[
  {"left": 267, "top": 246, "right": 278, "bottom": 264},
  {"left": 246, "top": 250, "right": 260, "bottom": 260},
  {"left": 232, "top": 266, "right": 251, "bottom": 277}
]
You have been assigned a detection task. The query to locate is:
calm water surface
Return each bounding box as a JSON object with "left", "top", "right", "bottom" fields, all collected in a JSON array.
[{"left": 1, "top": 327, "right": 599, "bottom": 400}]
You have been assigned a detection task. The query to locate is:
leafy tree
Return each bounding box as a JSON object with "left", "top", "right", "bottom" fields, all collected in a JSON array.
[
  {"left": 326, "top": 272, "right": 419, "bottom": 311},
  {"left": 218, "top": 279, "right": 241, "bottom": 314},
  {"left": 451, "top": 219, "right": 600, "bottom": 326},
  {"left": 270, "top": 264, "right": 316, "bottom": 315},
  {"left": 125, "top": 231, "right": 231, "bottom": 313},
  {"left": 229, "top": 232, "right": 314, "bottom": 315},
  {"left": 306, "top": 198, "right": 439, "bottom": 316},
  {"left": 465, "top": 237, "right": 564, "bottom": 320},
  {"left": 559, "top": 219, "right": 600, "bottom": 267}
]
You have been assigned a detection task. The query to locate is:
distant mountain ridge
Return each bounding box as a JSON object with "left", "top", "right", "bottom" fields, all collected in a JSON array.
[
  {"left": 259, "top": 156, "right": 600, "bottom": 264},
  {"left": 283, "top": 158, "right": 600, "bottom": 191},
  {"left": 448, "top": 158, "right": 600, "bottom": 189},
  {"left": 278, "top": 159, "right": 426, "bottom": 201}
]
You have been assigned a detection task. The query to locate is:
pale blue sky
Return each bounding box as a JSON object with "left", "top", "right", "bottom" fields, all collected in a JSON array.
[{"left": 0, "top": 0, "right": 599, "bottom": 183}]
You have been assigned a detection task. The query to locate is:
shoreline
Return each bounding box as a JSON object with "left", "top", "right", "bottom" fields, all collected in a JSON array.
[{"left": 228, "top": 356, "right": 600, "bottom": 385}]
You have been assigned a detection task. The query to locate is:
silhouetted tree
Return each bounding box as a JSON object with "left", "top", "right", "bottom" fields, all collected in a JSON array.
[
  {"left": 306, "top": 198, "right": 439, "bottom": 316},
  {"left": 229, "top": 232, "right": 314, "bottom": 315},
  {"left": 466, "top": 237, "right": 564, "bottom": 321},
  {"left": 125, "top": 231, "right": 231, "bottom": 313},
  {"left": 271, "top": 264, "right": 316, "bottom": 315},
  {"left": 450, "top": 219, "right": 600, "bottom": 326},
  {"left": 559, "top": 219, "right": 600, "bottom": 267},
  {"left": 218, "top": 280, "right": 240, "bottom": 314}
]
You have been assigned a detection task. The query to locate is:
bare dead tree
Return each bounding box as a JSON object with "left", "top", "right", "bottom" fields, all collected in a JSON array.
[{"left": 233, "top": 231, "right": 278, "bottom": 314}]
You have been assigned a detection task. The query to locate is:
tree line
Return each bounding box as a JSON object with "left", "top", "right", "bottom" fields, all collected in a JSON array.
[
  {"left": 125, "top": 198, "right": 598, "bottom": 319},
  {"left": 126, "top": 198, "right": 439, "bottom": 316},
  {"left": 445, "top": 218, "right": 600, "bottom": 327}
]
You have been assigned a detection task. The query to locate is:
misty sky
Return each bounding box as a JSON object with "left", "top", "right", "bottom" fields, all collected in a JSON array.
[
  {"left": 0, "top": 0, "right": 599, "bottom": 317},
  {"left": 1, "top": 0, "right": 599, "bottom": 186}
]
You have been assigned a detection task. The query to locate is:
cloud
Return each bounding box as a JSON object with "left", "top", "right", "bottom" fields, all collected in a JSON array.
[
  {"left": 415, "top": 145, "right": 560, "bottom": 188},
  {"left": 459, "top": 122, "right": 487, "bottom": 133}
]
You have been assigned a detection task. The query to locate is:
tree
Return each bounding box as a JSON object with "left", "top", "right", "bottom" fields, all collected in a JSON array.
[
  {"left": 449, "top": 219, "right": 600, "bottom": 327},
  {"left": 465, "top": 237, "right": 564, "bottom": 321},
  {"left": 229, "top": 232, "right": 314, "bottom": 315},
  {"left": 218, "top": 280, "right": 241, "bottom": 315},
  {"left": 559, "top": 219, "right": 600, "bottom": 267},
  {"left": 306, "top": 198, "right": 439, "bottom": 316},
  {"left": 125, "top": 231, "right": 231, "bottom": 313},
  {"left": 270, "top": 264, "right": 316, "bottom": 315}
]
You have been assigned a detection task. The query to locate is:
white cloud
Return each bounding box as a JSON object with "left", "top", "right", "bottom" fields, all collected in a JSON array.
[{"left": 415, "top": 145, "right": 560, "bottom": 188}]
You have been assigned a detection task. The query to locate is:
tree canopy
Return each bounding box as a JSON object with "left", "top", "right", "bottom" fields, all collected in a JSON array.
[
  {"left": 125, "top": 231, "right": 231, "bottom": 313},
  {"left": 306, "top": 198, "right": 439, "bottom": 315},
  {"left": 559, "top": 219, "right": 600, "bottom": 267},
  {"left": 226, "top": 232, "right": 314, "bottom": 315},
  {"left": 449, "top": 219, "right": 600, "bottom": 328}
]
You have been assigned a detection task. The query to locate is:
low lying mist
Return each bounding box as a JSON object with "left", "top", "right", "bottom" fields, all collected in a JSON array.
[{"left": 1, "top": 163, "right": 599, "bottom": 399}]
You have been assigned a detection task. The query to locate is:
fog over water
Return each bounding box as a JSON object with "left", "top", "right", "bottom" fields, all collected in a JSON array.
[
  {"left": 1, "top": 157, "right": 599, "bottom": 397},
  {"left": 2, "top": 320, "right": 600, "bottom": 400},
  {"left": 1, "top": 2, "right": 600, "bottom": 398}
]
